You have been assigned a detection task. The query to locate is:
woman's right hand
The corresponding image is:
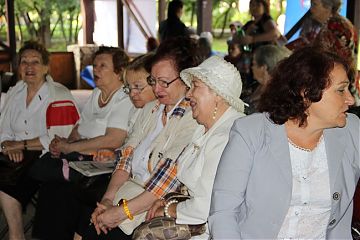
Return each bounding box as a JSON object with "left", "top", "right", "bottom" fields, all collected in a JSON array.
[{"left": 146, "top": 199, "right": 165, "bottom": 220}]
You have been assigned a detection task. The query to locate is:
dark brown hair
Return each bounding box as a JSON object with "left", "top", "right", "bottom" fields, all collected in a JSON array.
[
  {"left": 146, "top": 37, "right": 200, "bottom": 74},
  {"left": 18, "top": 40, "right": 50, "bottom": 65},
  {"left": 250, "top": 0, "right": 270, "bottom": 15},
  {"left": 93, "top": 46, "right": 130, "bottom": 75},
  {"left": 258, "top": 46, "right": 350, "bottom": 126}
]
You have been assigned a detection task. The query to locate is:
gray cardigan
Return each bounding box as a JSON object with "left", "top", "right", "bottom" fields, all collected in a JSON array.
[{"left": 209, "top": 112, "right": 359, "bottom": 239}]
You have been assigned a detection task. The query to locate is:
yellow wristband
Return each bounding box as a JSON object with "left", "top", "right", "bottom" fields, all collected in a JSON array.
[{"left": 122, "top": 199, "right": 134, "bottom": 220}]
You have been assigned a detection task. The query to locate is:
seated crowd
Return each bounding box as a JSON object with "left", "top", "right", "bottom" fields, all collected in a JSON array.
[{"left": 0, "top": 3, "right": 359, "bottom": 238}]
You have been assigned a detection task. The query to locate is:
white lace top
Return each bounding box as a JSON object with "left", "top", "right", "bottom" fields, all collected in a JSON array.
[{"left": 277, "top": 136, "right": 331, "bottom": 239}]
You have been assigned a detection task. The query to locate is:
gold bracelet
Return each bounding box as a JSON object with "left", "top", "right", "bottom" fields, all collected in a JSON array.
[{"left": 122, "top": 199, "right": 134, "bottom": 220}]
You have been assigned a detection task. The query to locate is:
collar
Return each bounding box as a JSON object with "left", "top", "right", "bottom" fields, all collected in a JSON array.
[{"left": 151, "top": 97, "right": 190, "bottom": 119}]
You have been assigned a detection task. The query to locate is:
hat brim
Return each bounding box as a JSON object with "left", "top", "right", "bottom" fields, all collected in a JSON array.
[{"left": 181, "top": 68, "right": 245, "bottom": 113}]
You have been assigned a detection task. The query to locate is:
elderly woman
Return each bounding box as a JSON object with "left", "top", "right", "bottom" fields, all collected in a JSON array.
[
  {"left": 123, "top": 53, "right": 157, "bottom": 134},
  {"left": 209, "top": 47, "right": 358, "bottom": 239},
  {"left": 287, "top": 0, "right": 344, "bottom": 50},
  {"left": 246, "top": 45, "right": 291, "bottom": 114},
  {"left": 31, "top": 46, "right": 134, "bottom": 240},
  {"left": 80, "top": 37, "right": 200, "bottom": 240},
  {"left": 31, "top": 46, "right": 132, "bottom": 181},
  {"left": 144, "top": 56, "right": 245, "bottom": 239},
  {"left": 0, "top": 41, "right": 79, "bottom": 239}
]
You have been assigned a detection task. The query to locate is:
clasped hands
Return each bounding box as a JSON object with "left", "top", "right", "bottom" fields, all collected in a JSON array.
[
  {"left": 90, "top": 199, "right": 124, "bottom": 235},
  {"left": 49, "top": 135, "right": 115, "bottom": 161}
]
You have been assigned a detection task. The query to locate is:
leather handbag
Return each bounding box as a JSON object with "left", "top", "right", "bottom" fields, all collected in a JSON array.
[
  {"left": 0, "top": 151, "right": 42, "bottom": 185},
  {"left": 132, "top": 192, "right": 206, "bottom": 240},
  {"left": 113, "top": 178, "right": 146, "bottom": 235}
]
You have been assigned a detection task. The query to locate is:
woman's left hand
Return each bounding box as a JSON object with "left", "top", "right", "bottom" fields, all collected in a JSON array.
[
  {"left": 94, "top": 149, "right": 115, "bottom": 162},
  {"left": 95, "top": 206, "right": 123, "bottom": 234},
  {"left": 7, "top": 150, "right": 24, "bottom": 162}
]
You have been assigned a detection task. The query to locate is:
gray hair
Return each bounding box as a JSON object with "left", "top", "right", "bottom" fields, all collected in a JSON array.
[
  {"left": 253, "top": 45, "right": 292, "bottom": 73},
  {"left": 319, "top": 0, "right": 342, "bottom": 14}
]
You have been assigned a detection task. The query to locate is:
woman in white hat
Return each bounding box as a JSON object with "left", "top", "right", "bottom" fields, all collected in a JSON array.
[{"left": 145, "top": 56, "right": 245, "bottom": 239}]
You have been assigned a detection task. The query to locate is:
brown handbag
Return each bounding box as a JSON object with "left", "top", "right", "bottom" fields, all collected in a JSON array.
[{"left": 132, "top": 192, "right": 206, "bottom": 240}]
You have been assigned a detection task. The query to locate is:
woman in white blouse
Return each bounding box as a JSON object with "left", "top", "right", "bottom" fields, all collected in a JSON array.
[
  {"left": 209, "top": 47, "right": 359, "bottom": 239},
  {"left": 31, "top": 47, "right": 134, "bottom": 239},
  {"left": 0, "top": 41, "right": 78, "bottom": 240},
  {"left": 48, "top": 46, "right": 133, "bottom": 161},
  {"left": 146, "top": 56, "right": 245, "bottom": 239}
]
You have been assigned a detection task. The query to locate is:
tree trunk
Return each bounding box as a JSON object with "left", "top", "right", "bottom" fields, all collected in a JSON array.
[
  {"left": 68, "top": 12, "right": 74, "bottom": 44},
  {"left": 15, "top": 14, "right": 23, "bottom": 42},
  {"left": 73, "top": 11, "right": 80, "bottom": 43},
  {"left": 37, "top": 0, "right": 51, "bottom": 48},
  {"left": 219, "top": 9, "right": 230, "bottom": 38}
]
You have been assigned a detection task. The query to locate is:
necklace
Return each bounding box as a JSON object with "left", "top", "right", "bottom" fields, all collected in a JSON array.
[
  {"left": 287, "top": 135, "right": 324, "bottom": 152},
  {"left": 99, "top": 87, "right": 120, "bottom": 105}
]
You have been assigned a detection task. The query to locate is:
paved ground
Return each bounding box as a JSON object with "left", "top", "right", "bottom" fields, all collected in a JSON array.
[{"left": 0, "top": 204, "right": 36, "bottom": 240}]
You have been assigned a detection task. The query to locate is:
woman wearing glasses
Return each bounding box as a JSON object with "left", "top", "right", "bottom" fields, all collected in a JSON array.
[
  {"left": 123, "top": 53, "right": 157, "bottom": 135},
  {"left": 81, "top": 37, "right": 201, "bottom": 240}
]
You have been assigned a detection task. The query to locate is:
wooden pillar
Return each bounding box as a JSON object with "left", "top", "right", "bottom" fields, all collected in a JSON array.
[
  {"left": 196, "top": 0, "right": 212, "bottom": 34},
  {"left": 117, "top": 0, "right": 124, "bottom": 48},
  {"left": 5, "top": 0, "right": 16, "bottom": 71},
  {"left": 353, "top": 0, "right": 360, "bottom": 31},
  {"left": 81, "top": 0, "right": 95, "bottom": 44},
  {"left": 159, "top": 0, "right": 167, "bottom": 23}
]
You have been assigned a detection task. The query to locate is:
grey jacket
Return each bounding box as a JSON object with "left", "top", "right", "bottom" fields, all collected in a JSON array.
[{"left": 209, "top": 112, "right": 359, "bottom": 239}]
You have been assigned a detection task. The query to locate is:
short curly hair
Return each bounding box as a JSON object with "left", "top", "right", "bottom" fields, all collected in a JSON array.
[
  {"left": 93, "top": 46, "right": 130, "bottom": 75},
  {"left": 258, "top": 46, "right": 350, "bottom": 126},
  {"left": 146, "top": 37, "right": 200, "bottom": 75},
  {"left": 18, "top": 40, "right": 50, "bottom": 65}
]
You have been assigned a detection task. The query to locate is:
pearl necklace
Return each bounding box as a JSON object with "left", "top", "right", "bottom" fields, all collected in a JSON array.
[
  {"left": 99, "top": 88, "right": 120, "bottom": 105},
  {"left": 287, "top": 135, "right": 323, "bottom": 152}
]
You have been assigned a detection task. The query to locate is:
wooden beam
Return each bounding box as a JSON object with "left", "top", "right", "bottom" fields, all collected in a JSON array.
[
  {"left": 196, "top": 0, "right": 212, "bottom": 34},
  {"left": 5, "top": 0, "right": 16, "bottom": 71},
  {"left": 80, "top": 0, "right": 94, "bottom": 44},
  {"left": 117, "top": 0, "right": 124, "bottom": 48}
]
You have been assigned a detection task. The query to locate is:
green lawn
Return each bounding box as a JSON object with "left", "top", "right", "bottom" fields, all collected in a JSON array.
[{"left": 212, "top": 36, "right": 228, "bottom": 55}]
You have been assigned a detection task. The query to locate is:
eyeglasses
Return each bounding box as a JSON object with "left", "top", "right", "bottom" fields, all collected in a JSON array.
[
  {"left": 123, "top": 84, "right": 148, "bottom": 94},
  {"left": 146, "top": 75, "right": 180, "bottom": 88}
]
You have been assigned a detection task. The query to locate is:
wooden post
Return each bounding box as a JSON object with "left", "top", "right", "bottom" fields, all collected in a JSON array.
[
  {"left": 5, "top": 0, "right": 16, "bottom": 71},
  {"left": 117, "top": 0, "right": 124, "bottom": 48},
  {"left": 196, "top": 0, "right": 212, "bottom": 34},
  {"left": 159, "top": 0, "right": 167, "bottom": 23},
  {"left": 81, "top": 0, "right": 95, "bottom": 44}
]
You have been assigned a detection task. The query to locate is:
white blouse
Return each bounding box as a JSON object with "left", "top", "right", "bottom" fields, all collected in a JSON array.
[
  {"left": 278, "top": 137, "right": 331, "bottom": 239},
  {"left": 0, "top": 82, "right": 49, "bottom": 148},
  {"left": 77, "top": 87, "right": 133, "bottom": 139}
]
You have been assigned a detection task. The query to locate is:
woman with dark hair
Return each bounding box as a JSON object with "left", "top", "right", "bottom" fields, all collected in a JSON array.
[
  {"left": 158, "top": 0, "right": 189, "bottom": 42},
  {"left": 209, "top": 47, "right": 359, "bottom": 239},
  {"left": 235, "top": 0, "right": 282, "bottom": 51},
  {"left": 81, "top": 37, "right": 200, "bottom": 239}
]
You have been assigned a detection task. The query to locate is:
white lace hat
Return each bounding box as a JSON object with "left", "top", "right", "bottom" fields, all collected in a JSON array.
[{"left": 180, "top": 56, "right": 245, "bottom": 112}]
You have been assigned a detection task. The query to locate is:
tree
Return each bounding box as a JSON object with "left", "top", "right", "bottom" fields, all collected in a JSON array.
[{"left": 13, "top": 0, "right": 80, "bottom": 48}]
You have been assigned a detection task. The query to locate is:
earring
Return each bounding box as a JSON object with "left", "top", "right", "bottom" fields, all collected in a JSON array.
[{"left": 212, "top": 102, "right": 218, "bottom": 120}]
